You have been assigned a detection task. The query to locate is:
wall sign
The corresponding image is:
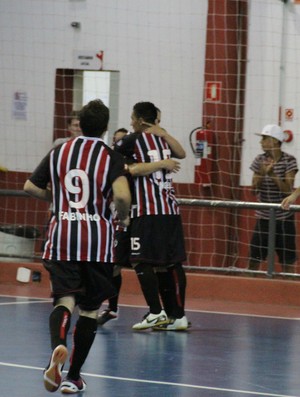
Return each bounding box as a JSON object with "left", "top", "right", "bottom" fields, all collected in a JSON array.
[
  {"left": 205, "top": 81, "right": 222, "bottom": 102},
  {"left": 73, "top": 50, "right": 104, "bottom": 70}
]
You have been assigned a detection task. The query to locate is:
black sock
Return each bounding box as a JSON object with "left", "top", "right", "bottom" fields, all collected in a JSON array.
[
  {"left": 134, "top": 263, "right": 162, "bottom": 314},
  {"left": 67, "top": 316, "right": 97, "bottom": 380},
  {"left": 108, "top": 273, "right": 122, "bottom": 312},
  {"left": 49, "top": 306, "right": 71, "bottom": 350},
  {"left": 157, "top": 270, "right": 174, "bottom": 317},
  {"left": 169, "top": 263, "right": 186, "bottom": 318}
]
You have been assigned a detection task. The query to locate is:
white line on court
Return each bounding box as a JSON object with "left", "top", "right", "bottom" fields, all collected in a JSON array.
[
  {"left": 119, "top": 303, "right": 300, "bottom": 321},
  {"left": 0, "top": 361, "right": 297, "bottom": 397},
  {"left": 0, "top": 296, "right": 299, "bottom": 320}
]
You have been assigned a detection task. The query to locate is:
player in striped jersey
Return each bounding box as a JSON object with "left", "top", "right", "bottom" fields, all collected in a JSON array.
[
  {"left": 115, "top": 101, "right": 188, "bottom": 331},
  {"left": 249, "top": 124, "right": 298, "bottom": 274},
  {"left": 24, "top": 99, "right": 131, "bottom": 393},
  {"left": 97, "top": 120, "right": 185, "bottom": 328}
]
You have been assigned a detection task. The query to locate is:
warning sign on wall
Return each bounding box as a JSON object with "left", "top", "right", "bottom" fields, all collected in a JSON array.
[{"left": 205, "top": 81, "right": 222, "bottom": 102}]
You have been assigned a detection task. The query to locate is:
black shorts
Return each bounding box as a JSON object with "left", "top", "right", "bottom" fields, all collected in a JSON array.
[
  {"left": 249, "top": 215, "right": 296, "bottom": 265},
  {"left": 130, "top": 214, "right": 186, "bottom": 267},
  {"left": 43, "top": 259, "right": 116, "bottom": 311}
]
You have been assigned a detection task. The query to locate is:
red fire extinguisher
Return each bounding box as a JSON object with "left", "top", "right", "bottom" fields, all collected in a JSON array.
[{"left": 189, "top": 122, "right": 213, "bottom": 186}]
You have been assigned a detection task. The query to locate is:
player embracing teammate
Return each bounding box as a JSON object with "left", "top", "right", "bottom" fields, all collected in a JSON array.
[{"left": 114, "top": 101, "right": 188, "bottom": 331}]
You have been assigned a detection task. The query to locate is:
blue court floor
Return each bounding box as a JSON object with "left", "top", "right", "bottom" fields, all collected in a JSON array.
[{"left": 1, "top": 295, "right": 300, "bottom": 397}]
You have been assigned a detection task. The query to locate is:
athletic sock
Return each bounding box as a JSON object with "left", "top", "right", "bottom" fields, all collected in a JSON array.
[
  {"left": 67, "top": 316, "right": 98, "bottom": 380},
  {"left": 108, "top": 273, "right": 122, "bottom": 312},
  {"left": 49, "top": 306, "right": 71, "bottom": 350},
  {"left": 157, "top": 270, "right": 174, "bottom": 317},
  {"left": 134, "top": 263, "right": 162, "bottom": 314},
  {"left": 169, "top": 263, "right": 187, "bottom": 318}
]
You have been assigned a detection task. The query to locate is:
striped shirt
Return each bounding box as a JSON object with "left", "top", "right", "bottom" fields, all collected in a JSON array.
[
  {"left": 29, "top": 136, "right": 125, "bottom": 262},
  {"left": 115, "top": 132, "right": 179, "bottom": 218},
  {"left": 250, "top": 152, "right": 298, "bottom": 220}
]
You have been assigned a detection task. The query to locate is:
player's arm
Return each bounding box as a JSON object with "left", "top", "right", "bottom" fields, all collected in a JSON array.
[
  {"left": 142, "top": 123, "right": 186, "bottom": 159},
  {"left": 24, "top": 151, "right": 52, "bottom": 201},
  {"left": 128, "top": 159, "right": 181, "bottom": 177},
  {"left": 24, "top": 179, "right": 52, "bottom": 202},
  {"left": 112, "top": 175, "right": 131, "bottom": 226}
]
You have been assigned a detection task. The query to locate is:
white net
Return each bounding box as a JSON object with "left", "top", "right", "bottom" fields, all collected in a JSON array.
[{"left": 1, "top": 0, "right": 300, "bottom": 275}]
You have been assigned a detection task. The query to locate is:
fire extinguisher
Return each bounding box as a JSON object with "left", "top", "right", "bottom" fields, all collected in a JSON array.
[{"left": 189, "top": 122, "right": 213, "bottom": 186}]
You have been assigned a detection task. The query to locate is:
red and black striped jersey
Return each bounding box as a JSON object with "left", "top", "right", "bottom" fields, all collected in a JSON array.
[
  {"left": 115, "top": 132, "right": 180, "bottom": 218},
  {"left": 29, "top": 136, "right": 126, "bottom": 262}
]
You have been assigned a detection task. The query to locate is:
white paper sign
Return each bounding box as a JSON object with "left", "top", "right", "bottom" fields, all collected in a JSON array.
[
  {"left": 73, "top": 50, "right": 103, "bottom": 70},
  {"left": 12, "top": 91, "right": 28, "bottom": 120}
]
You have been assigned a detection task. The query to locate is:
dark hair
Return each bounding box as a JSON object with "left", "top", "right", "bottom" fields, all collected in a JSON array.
[
  {"left": 79, "top": 99, "right": 109, "bottom": 137},
  {"left": 114, "top": 128, "right": 128, "bottom": 135},
  {"left": 133, "top": 102, "right": 157, "bottom": 124},
  {"left": 67, "top": 110, "right": 80, "bottom": 126}
]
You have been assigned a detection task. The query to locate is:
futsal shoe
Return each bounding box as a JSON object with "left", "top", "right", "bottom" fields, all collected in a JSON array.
[
  {"left": 60, "top": 376, "right": 87, "bottom": 394},
  {"left": 43, "top": 344, "right": 68, "bottom": 392},
  {"left": 97, "top": 309, "right": 118, "bottom": 326},
  {"left": 132, "top": 310, "right": 168, "bottom": 330},
  {"left": 153, "top": 315, "right": 189, "bottom": 331}
]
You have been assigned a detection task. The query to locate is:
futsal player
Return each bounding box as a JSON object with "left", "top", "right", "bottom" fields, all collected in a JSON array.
[
  {"left": 24, "top": 99, "right": 131, "bottom": 393},
  {"left": 115, "top": 101, "right": 188, "bottom": 331}
]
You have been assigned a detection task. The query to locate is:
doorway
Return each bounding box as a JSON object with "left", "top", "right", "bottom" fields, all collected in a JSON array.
[{"left": 53, "top": 69, "right": 119, "bottom": 145}]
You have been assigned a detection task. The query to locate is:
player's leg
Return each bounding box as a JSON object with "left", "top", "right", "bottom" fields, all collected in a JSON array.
[
  {"left": 97, "top": 265, "right": 121, "bottom": 325},
  {"left": 60, "top": 309, "right": 97, "bottom": 393},
  {"left": 156, "top": 267, "right": 174, "bottom": 316},
  {"left": 108, "top": 265, "right": 122, "bottom": 311},
  {"left": 98, "top": 227, "right": 131, "bottom": 325},
  {"left": 43, "top": 259, "right": 78, "bottom": 392},
  {"left": 130, "top": 217, "right": 168, "bottom": 330},
  {"left": 61, "top": 262, "right": 115, "bottom": 393},
  {"left": 43, "top": 295, "right": 74, "bottom": 392},
  {"left": 154, "top": 216, "right": 189, "bottom": 331}
]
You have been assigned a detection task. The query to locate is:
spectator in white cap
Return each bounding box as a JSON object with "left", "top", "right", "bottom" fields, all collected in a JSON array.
[{"left": 248, "top": 124, "right": 298, "bottom": 274}]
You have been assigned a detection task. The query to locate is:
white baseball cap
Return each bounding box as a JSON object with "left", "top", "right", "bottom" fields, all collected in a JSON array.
[{"left": 255, "top": 124, "right": 285, "bottom": 142}]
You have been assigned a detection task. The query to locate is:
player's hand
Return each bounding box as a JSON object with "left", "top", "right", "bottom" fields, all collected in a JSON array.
[
  {"left": 118, "top": 215, "right": 130, "bottom": 227},
  {"left": 161, "top": 159, "right": 181, "bottom": 173},
  {"left": 142, "top": 123, "right": 167, "bottom": 138}
]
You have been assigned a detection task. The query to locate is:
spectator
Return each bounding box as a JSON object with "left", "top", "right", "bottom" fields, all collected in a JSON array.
[
  {"left": 53, "top": 110, "right": 82, "bottom": 147},
  {"left": 249, "top": 124, "right": 298, "bottom": 274},
  {"left": 24, "top": 99, "right": 131, "bottom": 393},
  {"left": 282, "top": 187, "right": 300, "bottom": 209}
]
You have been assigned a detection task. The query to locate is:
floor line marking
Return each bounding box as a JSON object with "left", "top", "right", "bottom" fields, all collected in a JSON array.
[
  {"left": 0, "top": 295, "right": 299, "bottom": 320},
  {"left": 0, "top": 300, "right": 50, "bottom": 306},
  {"left": 0, "top": 361, "right": 297, "bottom": 397},
  {"left": 118, "top": 303, "right": 300, "bottom": 321}
]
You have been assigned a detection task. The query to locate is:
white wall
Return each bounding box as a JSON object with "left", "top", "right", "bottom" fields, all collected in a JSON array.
[
  {"left": 4, "top": 1, "right": 299, "bottom": 187},
  {"left": 0, "top": 0, "right": 208, "bottom": 183},
  {"left": 241, "top": 0, "right": 300, "bottom": 186}
]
